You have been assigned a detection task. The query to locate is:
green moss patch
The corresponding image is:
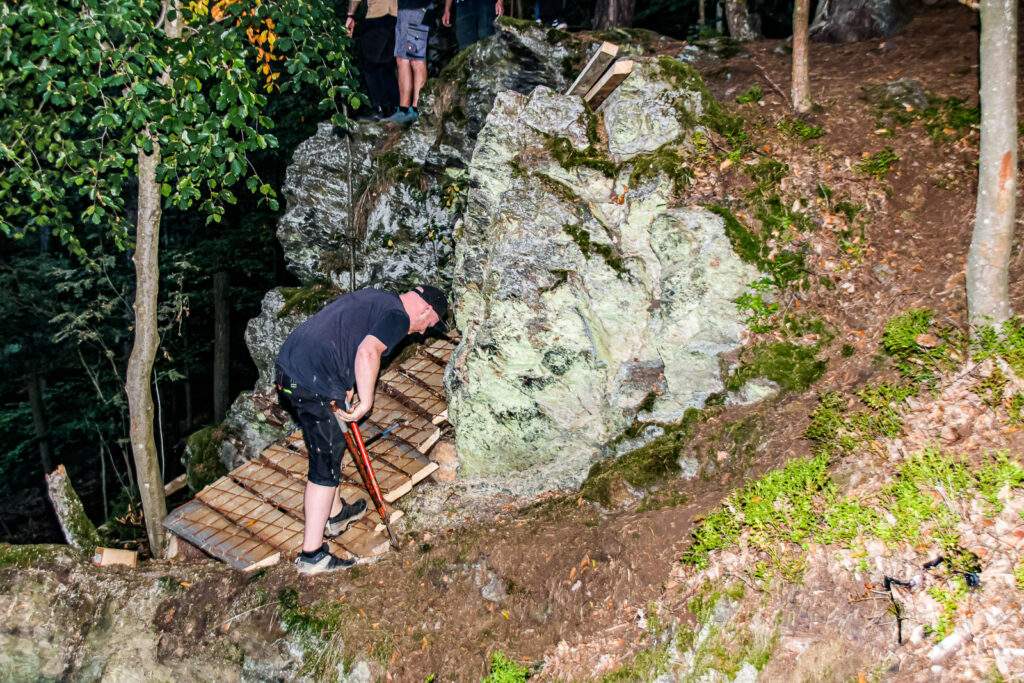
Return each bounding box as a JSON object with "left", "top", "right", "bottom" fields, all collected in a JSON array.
[
  {"left": 0, "top": 543, "right": 82, "bottom": 569},
  {"left": 725, "top": 342, "right": 827, "bottom": 394},
  {"left": 185, "top": 426, "right": 229, "bottom": 494},
  {"left": 707, "top": 204, "right": 809, "bottom": 289},
  {"left": 544, "top": 136, "right": 617, "bottom": 178},
  {"left": 562, "top": 224, "right": 628, "bottom": 277},
  {"left": 582, "top": 409, "right": 705, "bottom": 506},
  {"left": 628, "top": 144, "right": 694, "bottom": 194},
  {"left": 277, "top": 282, "right": 342, "bottom": 318}
]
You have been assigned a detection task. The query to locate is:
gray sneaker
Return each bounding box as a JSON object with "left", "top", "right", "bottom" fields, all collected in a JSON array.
[
  {"left": 295, "top": 543, "right": 356, "bottom": 575},
  {"left": 325, "top": 498, "right": 367, "bottom": 538}
]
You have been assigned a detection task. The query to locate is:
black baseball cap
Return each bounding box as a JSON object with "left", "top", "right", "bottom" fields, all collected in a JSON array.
[{"left": 414, "top": 285, "right": 449, "bottom": 334}]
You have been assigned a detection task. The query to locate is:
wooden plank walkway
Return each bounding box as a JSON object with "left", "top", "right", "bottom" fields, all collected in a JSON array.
[{"left": 164, "top": 337, "right": 454, "bottom": 569}]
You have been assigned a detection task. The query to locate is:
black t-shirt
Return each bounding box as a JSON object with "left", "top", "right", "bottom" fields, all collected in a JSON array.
[
  {"left": 398, "top": 0, "right": 432, "bottom": 9},
  {"left": 276, "top": 289, "right": 410, "bottom": 400}
]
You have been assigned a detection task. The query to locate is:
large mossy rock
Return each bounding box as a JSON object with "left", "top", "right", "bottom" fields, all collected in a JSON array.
[
  {"left": 276, "top": 123, "right": 456, "bottom": 289},
  {"left": 402, "top": 17, "right": 577, "bottom": 168},
  {"left": 445, "top": 58, "right": 762, "bottom": 490}
]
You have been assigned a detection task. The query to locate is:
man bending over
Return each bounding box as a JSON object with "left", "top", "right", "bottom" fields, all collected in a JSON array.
[{"left": 276, "top": 286, "right": 447, "bottom": 574}]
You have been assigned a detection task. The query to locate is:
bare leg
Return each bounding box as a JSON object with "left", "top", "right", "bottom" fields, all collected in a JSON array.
[
  {"left": 397, "top": 57, "right": 412, "bottom": 108},
  {"left": 303, "top": 481, "right": 341, "bottom": 553},
  {"left": 411, "top": 59, "right": 427, "bottom": 107}
]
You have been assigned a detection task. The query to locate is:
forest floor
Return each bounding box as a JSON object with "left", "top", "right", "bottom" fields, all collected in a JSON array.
[{"left": 6, "top": 5, "right": 1024, "bottom": 682}]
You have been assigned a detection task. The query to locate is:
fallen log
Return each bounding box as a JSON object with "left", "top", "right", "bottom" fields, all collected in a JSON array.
[{"left": 46, "top": 464, "right": 102, "bottom": 556}]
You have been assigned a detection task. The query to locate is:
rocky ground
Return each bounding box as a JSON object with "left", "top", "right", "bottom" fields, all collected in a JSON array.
[{"left": 3, "top": 5, "right": 1024, "bottom": 682}]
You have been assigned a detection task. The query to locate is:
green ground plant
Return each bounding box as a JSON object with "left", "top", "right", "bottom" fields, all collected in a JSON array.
[
  {"left": 736, "top": 86, "right": 763, "bottom": 104},
  {"left": 482, "top": 651, "right": 529, "bottom": 683},
  {"left": 734, "top": 278, "right": 780, "bottom": 333},
  {"left": 777, "top": 118, "right": 826, "bottom": 140},
  {"left": 855, "top": 147, "right": 900, "bottom": 180}
]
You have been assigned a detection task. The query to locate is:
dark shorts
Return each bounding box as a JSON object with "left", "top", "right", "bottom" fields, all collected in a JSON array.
[
  {"left": 276, "top": 367, "right": 348, "bottom": 487},
  {"left": 395, "top": 6, "right": 431, "bottom": 61}
]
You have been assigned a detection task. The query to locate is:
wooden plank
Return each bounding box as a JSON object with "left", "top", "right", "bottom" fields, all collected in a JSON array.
[
  {"left": 164, "top": 500, "right": 278, "bottom": 570},
  {"left": 197, "top": 479, "right": 303, "bottom": 553},
  {"left": 584, "top": 59, "right": 634, "bottom": 109},
  {"left": 566, "top": 42, "right": 619, "bottom": 97}
]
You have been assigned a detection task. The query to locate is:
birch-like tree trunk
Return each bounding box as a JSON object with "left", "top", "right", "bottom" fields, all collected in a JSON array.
[
  {"left": 724, "top": 0, "right": 758, "bottom": 41},
  {"left": 124, "top": 0, "right": 180, "bottom": 557},
  {"left": 126, "top": 142, "right": 168, "bottom": 557},
  {"left": 791, "top": 0, "right": 811, "bottom": 113},
  {"left": 967, "top": 0, "right": 1017, "bottom": 329}
]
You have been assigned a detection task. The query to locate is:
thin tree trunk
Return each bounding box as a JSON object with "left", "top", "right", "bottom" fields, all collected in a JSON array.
[
  {"left": 724, "top": 0, "right": 758, "bottom": 40},
  {"left": 592, "top": 0, "right": 636, "bottom": 29},
  {"left": 698, "top": 0, "right": 705, "bottom": 31},
  {"left": 967, "top": 0, "right": 1017, "bottom": 329},
  {"left": 212, "top": 270, "right": 230, "bottom": 421},
  {"left": 26, "top": 371, "right": 53, "bottom": 474},
  {"left": 126, "top": 143, "right": 168, "bottom": 557},
  {"left": 791, "top": 0, "right": 811, "bottom": 113}
]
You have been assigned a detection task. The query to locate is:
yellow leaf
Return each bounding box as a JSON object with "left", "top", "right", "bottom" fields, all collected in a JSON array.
[{"left": 501, "top": 609, "right": 510, "bottom": 619}]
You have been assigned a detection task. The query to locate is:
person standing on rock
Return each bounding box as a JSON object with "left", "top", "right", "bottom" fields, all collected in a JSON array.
[
  {"left": 385, "top": 0, "right": 435, "bottom": 124},
  {"left": 345, "top": 0, "right": 401, "bottom": 121},
  {"left": 442, "top": 0, "right": 503, "bottom": 52},
  {"left": 275, "top": 286, "right": 448, "bottom": 574}
]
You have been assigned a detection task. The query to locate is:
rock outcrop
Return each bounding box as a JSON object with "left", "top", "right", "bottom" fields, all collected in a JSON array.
[{"left": 446, "top": 57, "right": 762, "bottom": 490}]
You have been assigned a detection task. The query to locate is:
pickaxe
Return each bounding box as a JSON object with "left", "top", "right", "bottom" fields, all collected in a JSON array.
[{"left": 331, "top": 401, "right": 401, "bottom": 550}]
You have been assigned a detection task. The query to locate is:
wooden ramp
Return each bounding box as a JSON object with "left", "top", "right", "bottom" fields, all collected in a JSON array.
[{"left": 164, "top": 337, "right": 457, "bottom": 570}]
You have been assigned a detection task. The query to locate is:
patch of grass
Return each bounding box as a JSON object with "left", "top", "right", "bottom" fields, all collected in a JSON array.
[
  {"left": 482, "top": 651, "right": 529, "bottom": 683},
  {"left": 972, "top": 317, "right": 1024, "bottom": 376},
  {"left": 736, "top": 86, "right": 763, "bottom": 104},
  {"left": 925, "top": 575, "right": 967, "bottom": 639},
  {"left": 881, "top": 308, "right": 959, "bottom": 384},
  {"left": 1015, "top": 563, "right": 1024, "bottom": 591},
  {"left": 600, "top": 643, "right": 671, "bottom": 682},
  {"left": 855, "top": 147, "right": 900, "bottom": 180},
  {"left": 745, "top": 158, "right": 789, "bottom": 198},
  {"left": 725, "top": 341, "right": 828, "bottom": 394},
  {"left": 777, "top": 118, "right": 826, "bottom": 140},
  {"left": 562, "top": 224, "right": 628, "bottom": 277},
  {"left": 278, "top": 587, "right": 351, "bottom": 678}
]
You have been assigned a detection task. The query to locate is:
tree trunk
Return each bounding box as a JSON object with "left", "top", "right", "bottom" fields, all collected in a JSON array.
[
  {"left": 26, "top": 371, "right": 53, "bottom": 475},
  {"left": 724, "top": 0, "right": 758, "bottom": 41},
  {"left": 791, "top": 0, "right": 811, "bottom": 113},
  {"left": 592, "top": 0, "right": 636, "bottom": 29},
  {"left": 698, "top": 0, "right": 705, "bottom": 31},
  {"left": 126, "top": 143, "right": 168, "bottom": 558},
  {"left": 967, "top": 0, "right": 1017, "bottom": 329},
  {"left": 46, "top": 464, "right": 102, "bottom": 556},
  {"left": 212, "top": 270, "right": 230, "bottom": 421}
]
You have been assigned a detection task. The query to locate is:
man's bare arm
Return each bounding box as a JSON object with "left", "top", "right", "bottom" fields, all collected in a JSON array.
[{"left": 335, "top": 335, "right": 387, "bottom": 422}]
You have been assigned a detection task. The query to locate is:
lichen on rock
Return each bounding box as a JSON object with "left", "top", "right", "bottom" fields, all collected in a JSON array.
[{"left": 446, "top": 66, "right": 764, "bottom": 491}]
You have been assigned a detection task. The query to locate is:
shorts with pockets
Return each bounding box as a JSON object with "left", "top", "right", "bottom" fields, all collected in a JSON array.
[
  {"left": 276, "top": 366, "right": 348, "bottom": 488},
  {"left": 394, "top": 6, "right": 431, "bottom": 61}
]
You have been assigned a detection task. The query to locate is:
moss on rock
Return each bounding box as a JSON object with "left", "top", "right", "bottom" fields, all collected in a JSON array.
[
  {"left": 725, "top": 342, "right": 828, "bottom": 394},
  {"left": 581, "top": 409, "right": 705, "bottom": 506},
  {"left": 185, "top": 426, "right": 229, "bottom": 494},
  {"left": 277, "top": 282, "right": 342, "bottom": 318},
  {"left": 0, "top": 543, "right": 83, "bottom": 569}
]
